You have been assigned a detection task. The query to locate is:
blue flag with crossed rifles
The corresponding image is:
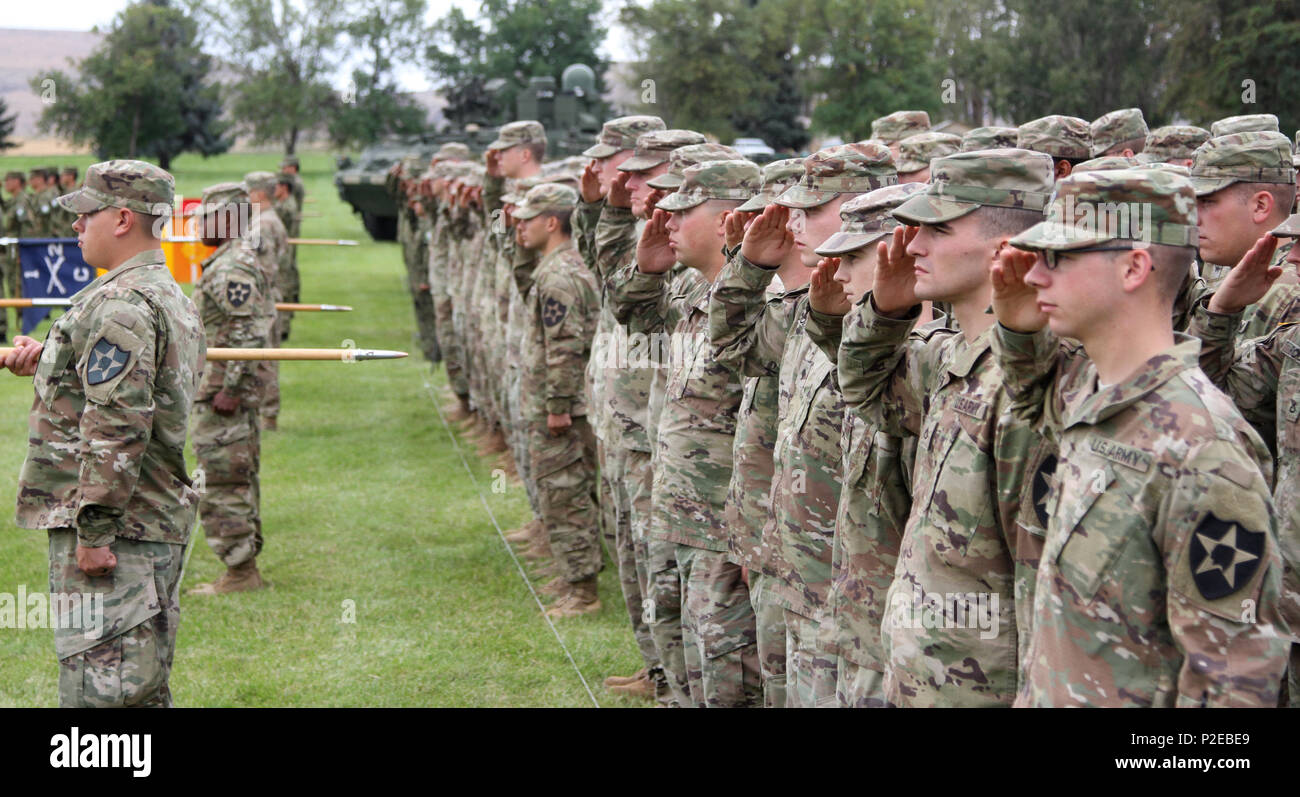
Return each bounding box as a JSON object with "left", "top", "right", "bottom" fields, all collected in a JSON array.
[{"left": 18, "top": 239, "right": 96, "bottom": 335}]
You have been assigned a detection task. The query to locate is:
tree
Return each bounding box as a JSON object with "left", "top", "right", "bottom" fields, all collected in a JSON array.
[
  {"left": 429, "top": 0, "right": 607, "bottom": 126},
  {"left": 327, "top": 0, "right": 429, "bottom": 148},
  {"left": 31, "top": 0, "right": 230, "bottom": 169},
  {"left": 0, "top": 97, "right": 16, "bottom": 152},
  {"left": 730, "top": 0, "right": 810, "bottom": 152},
  {"left": 186, "top": 0, "right": 347, "bottom": 154}
]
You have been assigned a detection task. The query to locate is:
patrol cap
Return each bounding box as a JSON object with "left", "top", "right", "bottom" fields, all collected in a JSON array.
[
  {"left": 870, "top": 111, "right": 931, "bottom": 144},
  {"left": 1138, "top": 125, "right": 1210, "bottom": 163},
  {"left": 4, "top": 170, "right": 24, "bottom": 181},
  {"left": 1073, "top": 155, "right": 1141, "bottom": 173},
  {"left": 1011, "top": 167, "right": 1198, "bottom": 251},
  {"left": 280, "top": 155, "right": 300, "bottom": 168},
  {"left": 656, "top": 159, "right": 761, "bottom": 212},
  {"left": 1210, "top": 114, "right": 1279, "bottom": 137},
  {"left": 1145, "top": 162, "right": 1191, "bottom": 177},
  {"left": 891, "top": 148, "right": 1054, "bottom": 225},
  {"left": 961, "top": 127, "right": 1018, "bottom": 152},
  {"left": 1272, "top": 212, "right": 1300, "bottom": 237},
  {"left": 816, "top": 182, "right": 926, "bottom": 255},
  {"left": 1090, "top": 108, "right": 1148, "bottom": 156},
  {"left": 896, "top": 132, "right": 962, "bottom": 174},
  {"left": 645, "top": 143, "right": 743, "bottom": 190},
  {"left": 1188, "top": 131, "right": 1295, "bottom": 196},
  {"left": 183, "top": 181, "right": 249, "bottom": 217},
  {"left": 1017, "top": 115, "right": 1092, "bottom": 160},
  {"left": 434, "top": 142, "right": 471, "bottom": 162},
  {"left": 776, "top": 142, "right": 897, "bottom": 209},
  {"left": 243, "top": 170, "right": 277, "bottom": 195},
  {"left": 501, "top": 176, "right": 542, "bottom": 206},
  {"left": 582, "top": 115, "right": 666, "bottom": 158},
  {"left": 56, "top": 159, "right": 175, "bottom": 215},
  {"left": 513, "top": 182, "right": 579, "bottom": 220},
  {"left": 736, "top": 158, "right": 805, "bottom": 212},
  {"left": 541, "top": 156, "right": 588, "bottom": 183},
  {"left": 619, "top": 129, "right": 709, "bottom": 172},
  {"left": 488, "top": 120, "right": 547, "bottom": 152}
]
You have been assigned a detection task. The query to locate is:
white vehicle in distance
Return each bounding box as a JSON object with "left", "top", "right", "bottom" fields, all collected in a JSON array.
[{"left": 732, "top": 137, "right": 776, "bottom": 159}]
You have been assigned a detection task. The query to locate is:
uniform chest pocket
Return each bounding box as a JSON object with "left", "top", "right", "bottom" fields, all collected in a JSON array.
[
  {"left": 1279, "top": 347, "right": 1300, "bottom": 454},
  {"left": 793, "top": 358, "right": 835, "bottom": 435},
  {"left": 920, "top": 418, "right": 994, "bottom": 558},
  {"left": 34, "top": 339, "right": 74, "bottom": 409},
  {"left": 1053, "top": 462, "right": 1138, "bottom": 603}
]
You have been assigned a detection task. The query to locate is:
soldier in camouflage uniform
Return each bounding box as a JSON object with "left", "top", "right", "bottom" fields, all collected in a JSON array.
[
  {"left": 991, "top": 167, "right": 1291, "bottom": 706},
  {"left": 3, "top": 160, "right": 204, "bottom": 707},
  {"left": 1089, "top": 108, "right": 1148, "bottom": 159},
  {"left": 1017, "top": 115, "right": 1093, "bottom": 180},
  {"left": 711, "top": 143, "right": 898, "bottom": 707},
  {"left": 709, "top": 156, "right": 803, "bottom": 708},
  {"left": 187, "top": 183, "right": 275, "bottom": 596},
  {"left": 871, "top": 110, "right": 930, "bottom": 161},
  {"left": 895, "top": 132, "right": 960, "bottom": 184},
  {"left": 280, "top": 155, "right": 306, "bottom": 212},
  {"left": 429, "top": 161, "right": 473, "bottom": 418},
  {"left": 1211, "top": 113, "right": 1279, "bottom": 137},
  {"left": 610, "top": 159, "right": 764, "bottom": 707},
  {"left": 1, "top": 170, "right": 32, "bottom": 341},
  {"left": 838, "top": 149, "right": 1059, "bottom": 706},
  {"left": 27, "top": 168, "right": 58, "bottom": 238},
  {"left": 961, "top": 127, "right": 1018, "bottom": 152},
  {"left": 514, "top": 183, "right": 603, "bottom": 617},
  {"left": 802, "top": 181, "right": 927, "bottom": 707},
  {"left": 244, "top": 171, "right": 287, "bottom": 430},
  {"left": 1138, "top": 125, "right": 1210, "bottom": 167}
]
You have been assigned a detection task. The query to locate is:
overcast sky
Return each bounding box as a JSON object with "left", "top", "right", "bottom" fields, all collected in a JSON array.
[{"left": 11, "top": 0, "right": 635, "bottom": 91}]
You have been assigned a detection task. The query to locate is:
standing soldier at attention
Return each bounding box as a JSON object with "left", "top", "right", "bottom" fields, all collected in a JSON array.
[
  {"left": 2, "top": 160, "right": 205, "bottom": 706},
  {"left": 514, "top": 183, "right": 603, "bottom": 618},
  {"left": 1, "top": 170, "right": 31, "bottom": 342},
  {"left": 244, "top": 171, "right": 289, "bottom": 431},
  {"left": 280, "top": 155, "right": 306, "bottom": 212},
  {"left": 28, "top": 168, "right": 57, "bottom": 238},
  {"left": 187, "top": 183, "right": 275, "bottom": 596}
]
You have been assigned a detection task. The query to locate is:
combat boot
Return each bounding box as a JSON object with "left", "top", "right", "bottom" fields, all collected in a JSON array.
[
  {"left": 504, "top": 518, "right": 541, "bottom": 544},
  {"left": 603, "top": 667, "right": 648, "bottom": 687},
  {"left": 484, "top": 428, "right": 508, "bottom": 454},
  {"left": 545, "top": 577, "right": 600, "bottom": 619},
  {"left": 188, "top": 560, "right": 265, "bottom": 595},
  {"left": 608, "top": 672, "right": 656, "bottom": 701},
  {"left": 445, "top": 395, "right": 472, "bottom": 422},
  {"left": 520, "top": 536, "right": 552, "bottom": 561},
  {"left": 261, "top": 415, "right": 278, "bottom": 432},
  {"left": 538, "top": 575, "right": 568, "bottom": 599}
]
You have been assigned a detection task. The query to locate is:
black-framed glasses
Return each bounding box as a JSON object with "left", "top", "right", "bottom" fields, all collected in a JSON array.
[{"left": 1042, "top": 245, "right": 1135, "bottom": 271}]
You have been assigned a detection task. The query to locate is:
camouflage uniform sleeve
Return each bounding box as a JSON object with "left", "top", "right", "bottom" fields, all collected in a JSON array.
[
  {"left": 837, "top": 293, "right": 942, "bottom": 438},
  {"left": 572, "top": 199, "right": 602, "bottom": 271},
  {"left": 707, "top": 252, "right": 789, "bottom": 377},
  {"left": 538, "top": 272, "right": 590, "bottom": 416},
  {"left": 211, "top": 271, "right": 269, "bottom": 398},
  {"left": 992, "top": 323, "right": 1069, "bottom": 428},
  {"left": 1188, "top": 300, "right": 1283, "bottom": 438},
  {"left": 512, "top": 243, "right": 540, "bottom": 297},
  {"left": 483, "top": 174, "right": 506, "bottom": 215},
  {"left": 608, "top": 259, "right": 672, "bottom": 334},
  {"left": 1163, "top": 438, "right": 1289, "bottom": 706},
  {"left": 593, "top": 204, "right": 638, "bottom": 280},
  {"left": 804, "top": 306, "right": 844, "bottom": 365},
  {"left": 73, "top": 294, "right": 160, "bottom": 546}
]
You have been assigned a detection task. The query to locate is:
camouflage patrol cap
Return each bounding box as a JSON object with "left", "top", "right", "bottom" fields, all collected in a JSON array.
[
  {"left": 619, "top": 129, "right": 709, "bottom": 172},
  {"left": 1210, "top": 114, "right": 1279, "bottom": 137},
  {"left": 513, "top": 182, "right": 579, "bottom": 220},
  {"left": 1090, "top": 108, "right": 1148, "bottom": 156},
  {"left": 1188, "top": 131, "right": 1295, "bottom": 196},
  {"left": 4, "top": 170, "right": 24, "bottom": 181},
  {"left": 656, "top": 159, "right": 761, "bottom": 212},
  {"left": 736, "top": 158, "right": 805, "bottom": 212},
  {"left": 583, "top": 115, "right": 667, "bottom": 158},
  {"left": 280, "top": 155, "right": 300, "bottom": 168},
  {"left": 816, "top": 182, "right": 926, "bottom": 255},
  {"left": 434, "top": 142, "right": 471, "bottom": 161},
  {"left": 1137, "top": 125, "right": 1211, "bottom": 163},
  {"left": 1017, "top": 115, "right": 1092, "bottom": 160},
  {"left": 1146, "top": 162, "right": 1191, "bottom": 176},
  {"left": 1272, "top": 212, "right": 1300, "bottom": 237},
  {"left": 870, "top": 111, "right": 931, "bottom": 145},
  {"left": 896, "top": 132, "right": 962, "bottom": 174},
  {"left": 776, "top": 142, "right": 897, "bottom": 209},
  {"left": 541, "top": 156, "right": 587, "bottom": 184},
  {"left": 243, "top": 170, "right": 277, "bottom": 195},
  {"left": 183, "top": 181, "right": 249, "bottom": 217},
  {"left": 1073, "top": 155, "right": 1141, "bottom": 172},
  {"left": 961, "top": 127, "right": 1018, "bottom": 152},
  {"left": 56, "top": 159, "right": 174, "bottom": 215},
  {"left": 893, "top": 148, "right": 1055, "bottom": 224},
  {"left": 1011, "top": 167, "right": 1198, "bottom": 251},
  {"left": 501, "top": 176, "right": 542, "bottom": 206},
  {"left": 646, "top": 143, "right": 743, "bottom": 190},
  {"left": 488, "top": 120, "right": 547, "bottom": 152}
]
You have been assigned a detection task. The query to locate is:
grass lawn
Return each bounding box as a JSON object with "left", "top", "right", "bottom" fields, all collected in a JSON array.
[{"left": 0, "top": 150, "right": 645, "bottom": 707}]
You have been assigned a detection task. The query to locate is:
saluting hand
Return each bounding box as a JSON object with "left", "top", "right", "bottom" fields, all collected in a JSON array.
[
  {"left": 723, "top": 210, "right": 753, "bottom": 250},
  {"left": 809, "top": 257, "right": 851, "bottom": 316},
  {"left": 636, "top": 209, "right": 676, "bottom": 274},
  {"left": 608, "top": 171, "right": 633, "bottom": 209},
  {"left": 1208, "top": 234, "right": 1282, "bottom": 315},
  {"left": 991, "top": 245, "right": 1049, "bottom": 333},
  {"left": 871, "top": 225, "right": 921, "bottom": 317},
  {"left": 740, "top": 204, "right": 793, "bottom": 266},
  {"left": 484, "top": 149, "right": 503, "bottom": 179},
  {"left": 580, "top": 159, "right": 604, "bottom": 203},
  {"left": 2, "top": 335, "right": 43, "bottom": 377},
  {"left": 643, "top": 188, "right": 666, "bottom": 215}
]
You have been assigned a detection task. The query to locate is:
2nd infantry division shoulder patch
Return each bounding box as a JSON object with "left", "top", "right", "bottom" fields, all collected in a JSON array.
[
  {"left": 227, "top": 281, "right": 252, "bottom": 307},
  {"left": 1188, "top": 513, "right": 1265, "bottom": 600},
  {"left": 542, "top": 296, "right": 568, "bottom": 327},
  {"left": 86, "top": 337, "right": 130, "bottom": 386}
]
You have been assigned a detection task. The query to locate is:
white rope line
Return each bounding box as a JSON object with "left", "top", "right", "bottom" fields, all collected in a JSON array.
[{"left": 425, "top": 381, "right": 600, "bottom": 708}]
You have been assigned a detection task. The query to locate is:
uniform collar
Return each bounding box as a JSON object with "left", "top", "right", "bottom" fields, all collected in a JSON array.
[
  {"left": 1064, "top": 334, "right": 1201, "bottom": 428},
  {"left": 945, "top": 325, "right": 992, "bottom": 381},
  {"left": 73, "top": 248, "right": 165, "bottom": 302}
]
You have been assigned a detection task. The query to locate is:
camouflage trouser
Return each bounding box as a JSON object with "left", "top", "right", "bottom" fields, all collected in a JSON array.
[
  {"left": 193, "top": 401, "right": 263, "bottom": 567},
  {"left": 259, "top": 312, "right": 283, "bottom": 422},
  {"left": 49, "top": 530, "right": 184, "bottom": 708},
  {"left": 646, "top": 536, "right": 688, "bottom": 706},
  {"left": 505, "top": 367, "right": 539, "bottom": 515},
  {"left": 0, "top": 250, "right": 18, "bottom": 339},
  {"left": 528, "top": 416, "right": 600, "bottom": 582},
  {"left": 435, "top": 295, "right": 468, "bottom": 397},
  {"left": 601, "top": 444, "right": 659, "bottom": 676},
  {"left": 412, "top": 287, "right": 440, "bottom": 364},
  {"left": 835, "top": 657, "right": 888, "bottom": 708},
  {"left": 748, "top": 572, "right": 789, "bottom": 708},
  {"left": 678, "top": 544, "right": 762, "bottom": 708},
  {"left": 277, "top": 258, "right": 300, "bottom": 343},
  {"left": 784, "top": 609, "right": 838, "bottom": 708}
]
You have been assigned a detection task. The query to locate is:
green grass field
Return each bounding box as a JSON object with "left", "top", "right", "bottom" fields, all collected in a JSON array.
[{"left": 0, "top": 151, "right": 645, "bottom": 707}]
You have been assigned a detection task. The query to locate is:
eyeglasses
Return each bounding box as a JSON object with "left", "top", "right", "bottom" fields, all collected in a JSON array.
[{"left": 1042, "top": 245, "right": 1134, "bottom": 271}]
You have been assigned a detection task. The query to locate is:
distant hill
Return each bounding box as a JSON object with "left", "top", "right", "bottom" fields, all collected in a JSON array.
[{"left": 0, "top": 28, "right": 104, "bottom": 140}]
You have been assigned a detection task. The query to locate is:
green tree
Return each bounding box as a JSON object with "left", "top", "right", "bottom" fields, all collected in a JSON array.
[
  {"left": 186, "top": 0, "right": 347, "bottom": 154},
  {"left": 0, "top": 97, "right": 16, "bottom": 152},
  {"left": 327, "top": 0, "right": 429, "bottom": 148},
  {"left": 31, "top": 0, "right": 229, "bottom": 169}
]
